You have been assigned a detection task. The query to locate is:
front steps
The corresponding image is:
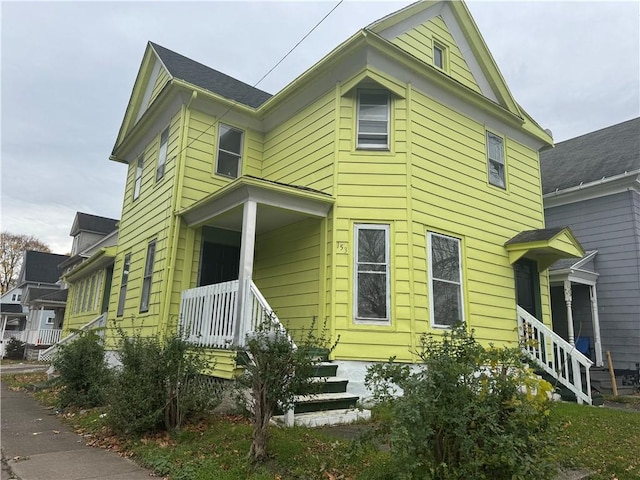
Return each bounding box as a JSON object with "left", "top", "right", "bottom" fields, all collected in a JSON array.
[
  {"left": 272, "top": 360, "right": 371, "bottom": 427},
  {"left": 590, "top": 367, "right": 636, "bottom": 396}
]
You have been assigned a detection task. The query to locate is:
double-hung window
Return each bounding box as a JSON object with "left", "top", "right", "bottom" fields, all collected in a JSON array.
[
  {"left": 133, "top": 155, "right": 143, "bottom": 200},
  {"left": 140, "top": 240, "right": 156, "bottom": 313},
  {"left": 433, "top": 42, "right": 447, "bottom": 70},
  {"left": 487, "top": 131, "right": 506, "bottom": 189},
  {"left": 117, "top": 253, "right": 131, "bottom": 317},
  {"left": 354, "top": 224, "right": 390, "bottom": 322},
  {"left": 216, "top": 124, "right": 243, "bottom": 178},
  {"left": 357, "top": 91, "right": 390, "bottom": 149},
  {"left": 156, "top": 127, "right": 169, "bottom": 181},
  {"left": 428, "top": 232, "right": 464, "bottom": 328}
]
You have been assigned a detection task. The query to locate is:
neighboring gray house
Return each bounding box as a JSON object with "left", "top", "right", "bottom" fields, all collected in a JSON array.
[{"left": 541, "top": 117, "right": 640, "bottom": 372}]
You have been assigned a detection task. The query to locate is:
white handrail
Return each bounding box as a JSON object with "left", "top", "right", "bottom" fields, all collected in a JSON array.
[
  {"left": 179, "top": 280, "right": 295, "bottom": 349},
  {"left": 517, "top": 306, "right": 592, "bottom": 405},
  {"left": 38, "top": 313, "right": 107, "bottom": 362},
  {"left": 246, "top": 280, "right": 296, "bottom": 349}
]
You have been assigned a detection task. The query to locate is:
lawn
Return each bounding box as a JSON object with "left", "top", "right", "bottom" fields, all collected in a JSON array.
[{"left": 3, "top": 372, "right": 639, "bottom": 480}]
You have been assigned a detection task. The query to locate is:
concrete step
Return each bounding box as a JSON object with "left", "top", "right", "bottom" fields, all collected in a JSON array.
[
  {"left": 273, "top": 408, "right": 371, "bottom": 428},
  {"left": 289, "top": 391, "right": 360, "bottom": 414},
  {"left": 311, "top": 377, "right": 349, "bottom": 394},
  {"left": 312, "top": 362, "right": 338, "bottom": 378}
]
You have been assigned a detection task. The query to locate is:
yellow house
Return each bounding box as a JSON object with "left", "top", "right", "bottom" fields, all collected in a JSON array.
[{"left": 103, "top": 1, "right": 590, "bottom": 405}]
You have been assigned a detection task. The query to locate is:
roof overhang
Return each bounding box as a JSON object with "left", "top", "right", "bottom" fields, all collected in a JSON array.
[
  {"left": 549, "top": 250, "right": 599, "bottom": 286},
  {"left": 544, "top": 170, "right": 640, "bottom": 208},
  {"left": 64, "top": 247, "right": 117, "bottom": 283},
  {"left": 504, "top": 227, "right": 585, "bottom": 271},
  {"left": 178, "top": 176, "right": 334, "bottom": 232}
]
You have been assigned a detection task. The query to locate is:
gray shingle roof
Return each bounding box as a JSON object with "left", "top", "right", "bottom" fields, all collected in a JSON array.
[
  {"left": 540, "top": 117, "right": 640, "bottom": 194},
  {"left": 504, "top": 227, "right": 566, "bottom": 245},
  {"left": 71, "top": 213, "right": 119, "bottom": 236},
  {"left": 1, "top": 303, "right": 24, "bottom": 314},
  {"left": 150, "top": 42, "right": 272, "bottom": 109},
  {"left": 20, "top": 251, "right": 69, "bottom": 285}
]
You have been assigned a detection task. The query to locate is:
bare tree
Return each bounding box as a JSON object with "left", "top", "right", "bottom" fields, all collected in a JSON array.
[{"left": 0, "top": 232, "right": 51, "bottom": 295}]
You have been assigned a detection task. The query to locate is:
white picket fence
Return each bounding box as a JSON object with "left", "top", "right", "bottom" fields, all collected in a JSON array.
[
  {"left": 179, "top": 279, "right": 292, "bottom": 349},
  {"left": 517, "top": 306, "right": 592, "bottom": 405}
]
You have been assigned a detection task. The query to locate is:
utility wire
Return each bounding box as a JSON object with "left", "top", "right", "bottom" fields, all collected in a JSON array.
[{"left": 165, "top": 0, "right": 344, "bottom": 165}]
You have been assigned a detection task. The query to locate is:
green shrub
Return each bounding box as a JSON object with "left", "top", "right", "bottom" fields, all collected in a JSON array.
[
  {"left": 4, "top": 337, "right": 26, "bottom": 359},
  {"left": 236, "top": 315, "right": 337, "bottom": 464},
  {"left": 53, "top": 330, "right": 111, "bottom": 408},
  {"left": 365, "top": 324, "right": 557, "bottom": 480},
  {"left": 107, "top": 326, "right": 221, "bottom": 436}
]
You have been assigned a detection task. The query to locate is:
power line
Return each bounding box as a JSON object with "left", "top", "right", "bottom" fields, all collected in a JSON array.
[{"left": 165, "top": 0, "right": 344, "bottom": 167}]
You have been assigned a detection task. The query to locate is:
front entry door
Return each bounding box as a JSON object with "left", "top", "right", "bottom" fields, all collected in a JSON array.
[
  {"left": 198, "top": 242, "right": 241, "bottom": 286},
  {"left": 514, "top": 259, "right": 540, "bottom": 318}
]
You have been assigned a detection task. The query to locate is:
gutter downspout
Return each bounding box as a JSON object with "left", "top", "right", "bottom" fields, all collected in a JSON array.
[{"left": 160, "top": 90, "right": 197, "bottom": 337}]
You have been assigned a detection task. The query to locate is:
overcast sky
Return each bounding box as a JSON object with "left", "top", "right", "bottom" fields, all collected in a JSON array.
[{"left": 2, "top": 1, "right": 639, "bottom": 254}]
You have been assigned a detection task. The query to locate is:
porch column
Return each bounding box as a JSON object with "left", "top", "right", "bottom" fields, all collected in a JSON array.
[
  {"left": 563, "top": 280, "right": 575, "bottom": 346},
  {"left": 235, "top": 200, "right": 257, "bottom": 345},
  {"left": 590, "top": 284, "right": 603, "bottom": 366}
]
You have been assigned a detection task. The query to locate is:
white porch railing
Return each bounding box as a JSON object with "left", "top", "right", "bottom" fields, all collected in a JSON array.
[
  {"left": 179, "top": 279, "right": 292, "bottom": 349},
  {"left": 517, "top": 306, "right": 592, "bottom": 405},
  {"left": 24, "top": 329, "right": 62, "bottom": 347},
  {"left": 38, "top": 313, "right": 107, "bottom": 362}
]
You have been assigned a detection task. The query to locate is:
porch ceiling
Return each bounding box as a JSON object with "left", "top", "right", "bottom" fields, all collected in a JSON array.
[
  {"left": 178, "top": 176, "right": 334, "bottom": 233},
  {"left": 504, "top": 227, "right": 585, "bottom": 271}
]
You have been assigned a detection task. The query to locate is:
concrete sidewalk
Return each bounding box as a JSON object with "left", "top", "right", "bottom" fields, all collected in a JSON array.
[{"left": 0, "top": 379, "right": 156, "bottom": 480}]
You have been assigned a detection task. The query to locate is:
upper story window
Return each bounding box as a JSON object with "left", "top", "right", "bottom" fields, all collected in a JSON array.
[
  {"left": 133, "top": 155, "right": 144, "bottom": 200},
  {"left": 428, "top": 232, "right": 464, "bottom": 328},
  {"left": 354, "top": 224, "right": 390, "bottom": 323},
  {"left": 156, "top": 127, "right": 169, "bottom": 181},
  {"left": 140, "top": 240, "right": 156, "bottom": 313},
  {"left": 357, "top": 91, "right": 389, "bottom": 150},
  {"left": 216, "top": 124, "right": 243, "bottom": 178},
  {"left": 433, "top": 41, "right": 447, "bottom": 70},
  {"left": 487, "top": 131, "right": 506, "bottom": 189},
  {"left": 117, "top": 253, "right": 131, "bottom": 317}
]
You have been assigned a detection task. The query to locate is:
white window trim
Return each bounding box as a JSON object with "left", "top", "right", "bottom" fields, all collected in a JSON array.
[
  {"left": 427, "top": 232, "right": 464, "bottom": 329},
  {"left": 156, "top": 127, "right": 169, "bottom": 181},
  {"left": 215, "top": 123, "right": 244, "bottom": 179},
  {"left": 353, "top": 223, "right": 391, "bottom": 325},
  {"left": 433, "top": 41, "right": 447, "bottom": 70},
  {"left": 46, "top": 317, "right": 55, "bottom": 325},
  {"left": 140, "top": 240, "right": 156, "bottom": 313},
  {"left": 117, "top": 253, "right": 131, "bottom": 317},
  {"left": 356, "top": 90, "right": 390, "bottom": 150},
  {"left": 486, "top": 131, "right": 506, "bottom": 189}
]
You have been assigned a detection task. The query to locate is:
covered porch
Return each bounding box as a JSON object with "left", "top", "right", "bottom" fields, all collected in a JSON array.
[
  {"left": 177, "top": 176, "right": 334, "bottom": 349},
  {"left": 549, "top": 251, "right": 603, "bottom": 367},
  {"left": 505, "top": 227, "right": 595, "bottom": 404}
]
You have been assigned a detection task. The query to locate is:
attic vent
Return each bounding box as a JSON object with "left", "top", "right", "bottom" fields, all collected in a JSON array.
[{"left": 544, "top": 128, "right": 553, "bottom": 139}]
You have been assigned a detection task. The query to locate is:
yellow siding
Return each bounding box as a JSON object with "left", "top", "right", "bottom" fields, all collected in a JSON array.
[
  {"left": 328, "top": 80, "right": 548, "bottom": 362},
  {"left": 200, "top": 349, "right": 240, "bottom": 379},
  {"left": 262, "top": 90, "right": 336, "bottom": 193},
  {"left": 330, "top": 90, "right": 415, "bottom": 362},
  {"left": 180, "top": 110, "right": 263, "bottom": 210},
  {"left": 62, "top": 269, "right": 108, "bottom": 336},
  {"left": 107, "top": 111, "right": 183, "bottom": 341},
  {"left": 392, "top": 16, "right": 481, "bottom": 94},
  {"left": 408, "top": 87, "right": 546, "bottom": 344},
  {"left": 148, "top": 65, "right": 170, "bottom": 107},
  {"left": 253, "top": 218, "right": 322, "bottom": 341}
]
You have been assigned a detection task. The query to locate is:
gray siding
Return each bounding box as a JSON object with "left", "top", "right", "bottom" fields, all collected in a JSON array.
[{"left": 545, "top": 190, "right": 640, "bottom": 370}]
